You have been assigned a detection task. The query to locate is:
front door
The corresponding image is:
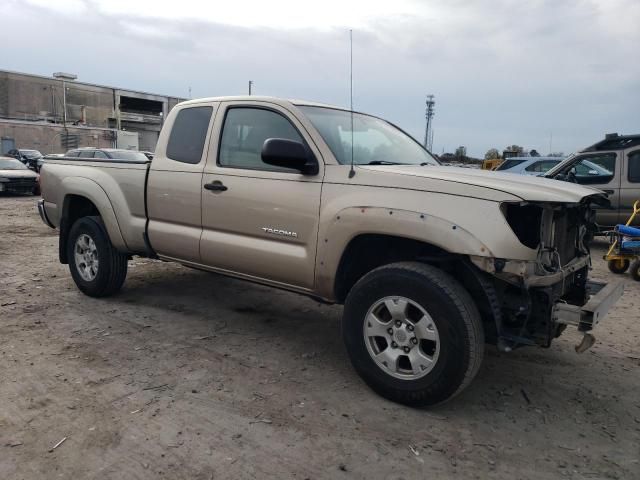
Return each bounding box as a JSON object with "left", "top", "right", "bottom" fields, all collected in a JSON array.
[
  {"left": 200, "top": 102, "right": 324, "bottom": 291},
  {"left": 620, "top": 149, "right": 640, "bottom": 226}
]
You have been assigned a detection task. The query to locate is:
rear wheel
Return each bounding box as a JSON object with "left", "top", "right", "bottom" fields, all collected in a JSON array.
[
  {"left": 67, "top": 216, "right": 128, "bottom": 297},
  {"left": 342, "top": 262, "right": 484, "bottom": 406},
  {"left": 607, "top": 259, "right": 630, "bottom": 274}
]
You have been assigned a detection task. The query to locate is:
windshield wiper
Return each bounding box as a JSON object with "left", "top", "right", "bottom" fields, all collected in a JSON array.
[{"left": 364, "top": 160, "right": 404, "bottom": 165}]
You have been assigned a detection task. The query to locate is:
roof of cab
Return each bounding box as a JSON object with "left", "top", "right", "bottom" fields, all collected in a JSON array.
[
  {"left": 176, "top": 96, "right": 349, "bottom": 111},
  {"left": 582, "top": 133, "right": 640, "bottom": 152}
]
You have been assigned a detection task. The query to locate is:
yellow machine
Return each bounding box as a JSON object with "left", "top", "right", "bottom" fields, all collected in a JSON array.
[
  {"left": 481, "top": 158, "right": 503, "bottom": 170},
  {"left": 604, "top": 200, "right": 640, "bottom": 280}
]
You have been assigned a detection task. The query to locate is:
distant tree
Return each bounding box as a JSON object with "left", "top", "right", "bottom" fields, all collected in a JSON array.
[
  {"left": 529, "top": 149, "right": 540, "bottom": 157},
  {"left": 484, "top": 148, "right": 500, "bottom": 160},
  {"left": 505, "top": 145, "right": 524, "bottom": 154}
]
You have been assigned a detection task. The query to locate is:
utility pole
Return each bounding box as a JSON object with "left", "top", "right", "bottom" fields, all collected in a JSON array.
[
  {"left": 424, "top": 94, "right": 435, "bottom": 151},
  {"left": 248, "top": 80, "right": 253, "bottom": 96},
  {"left": 53, "top": 72, "right": 77, "bottom": 146}
]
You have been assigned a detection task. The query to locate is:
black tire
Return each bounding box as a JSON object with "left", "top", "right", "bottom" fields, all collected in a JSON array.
[
  {"left": 630, "top": 260, "right": 640, "bottom": 282},
  {"left": 343, "top": 261, "right": 484, "bottom": 407},
  {"left": 607, "top": 259, "right": 630, "bottom": 274},
  {"left": 67, "top": 216, "right": 128, "bottom": 297}
]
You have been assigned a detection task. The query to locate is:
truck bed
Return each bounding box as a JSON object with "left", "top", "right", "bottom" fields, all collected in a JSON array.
[{"left": 40, "top": 156, "right": 151, "bottom": 255}]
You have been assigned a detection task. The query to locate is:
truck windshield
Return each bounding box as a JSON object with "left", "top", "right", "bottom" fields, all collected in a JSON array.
[{"left": 298, "top": 106, "right": 439, "bottom": 166}]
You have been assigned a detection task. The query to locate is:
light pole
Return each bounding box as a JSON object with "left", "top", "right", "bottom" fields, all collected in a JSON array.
[
  {"left": 53, "top": 72, "right": 77, "bottom": 140},
  {"left": 248, "top": 80, "right": 253, "bottom": 96}
]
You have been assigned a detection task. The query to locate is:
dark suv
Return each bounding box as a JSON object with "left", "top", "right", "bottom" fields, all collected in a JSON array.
[{"left": 6, "top": 149, "right": 44, "bottom": 171}]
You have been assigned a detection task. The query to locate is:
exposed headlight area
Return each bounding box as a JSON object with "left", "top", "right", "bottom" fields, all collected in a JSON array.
[
  {"left": 500, "top": 202, "right": 543, "bottom": 249},
  {"left": 501, "top": 201, "right": 594, "bottom": 275}
]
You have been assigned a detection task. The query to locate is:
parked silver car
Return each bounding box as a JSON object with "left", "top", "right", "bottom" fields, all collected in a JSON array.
[{"left": 496, "top": 157, "right": 564, "bottom": 175}]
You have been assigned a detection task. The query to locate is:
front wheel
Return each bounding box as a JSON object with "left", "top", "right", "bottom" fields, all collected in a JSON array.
[
  {"left": 67, "top": 216, "right": 128, "bottom": 297},
  {"left": 607, "top": 259, "right": 630, "bottom": 274},
  {"left": 342, "top": 262, "right": 484, "bottom": 407}
]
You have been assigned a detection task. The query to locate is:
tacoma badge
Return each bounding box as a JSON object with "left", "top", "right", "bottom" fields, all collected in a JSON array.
[{"left": 261, "top": 227, "right": 298, "bottom": 238}]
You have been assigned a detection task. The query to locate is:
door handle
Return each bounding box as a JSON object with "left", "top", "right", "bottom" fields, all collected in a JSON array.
[
  {"left": 204, "top": 181, "right": 228, "bottom": 192},
  {"left": 602, "top": 189, "right": 614, "bottom": 195}
]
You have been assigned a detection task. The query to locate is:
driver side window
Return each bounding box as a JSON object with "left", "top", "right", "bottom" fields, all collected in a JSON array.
[
  {"left": 570, "top": 154, "right": 616, "bottom": 185},
  {"left": 218, "top": 107, "right": 304, "bottom": 172}
]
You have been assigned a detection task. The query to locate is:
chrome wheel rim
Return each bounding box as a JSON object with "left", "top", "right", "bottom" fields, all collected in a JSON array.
[
  {"left": 363, "top": 296, "right": 440, "bottom": 380},
  {"left": 74, "top": 234, "right": 99, "bottom": 282}
]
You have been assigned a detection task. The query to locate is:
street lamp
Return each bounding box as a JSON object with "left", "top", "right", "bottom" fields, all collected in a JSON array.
[{"left": 53, "top": 72, "right": 77, "bottom": 128}]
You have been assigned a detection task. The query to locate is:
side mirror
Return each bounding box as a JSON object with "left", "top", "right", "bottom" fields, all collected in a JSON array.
[{"left": 261, "top": 138, "right": 318, "bottom": 175}]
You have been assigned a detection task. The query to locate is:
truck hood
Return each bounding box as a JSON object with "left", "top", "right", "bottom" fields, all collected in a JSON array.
[{"left": 358, "top": 165, "right": 604, "bottom": 203}]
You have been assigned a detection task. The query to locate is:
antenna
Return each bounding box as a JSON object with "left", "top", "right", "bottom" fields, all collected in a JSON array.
[{"left": 348, "top": 29, "right": 355, "bottom": 178}]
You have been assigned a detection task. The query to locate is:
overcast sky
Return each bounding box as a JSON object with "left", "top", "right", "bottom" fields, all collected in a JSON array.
[{"left": 2, "top": 0, "right": 638, "bottom": 157}]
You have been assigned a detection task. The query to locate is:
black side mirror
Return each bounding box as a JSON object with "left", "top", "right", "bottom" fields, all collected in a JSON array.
[{"left": 261, "top": 138, "right": 318, "bottom": 175}]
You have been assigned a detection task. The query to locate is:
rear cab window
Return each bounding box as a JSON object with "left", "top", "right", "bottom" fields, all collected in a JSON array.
[{"left": 166, "top": 106, "right": 213, "bottom": 164}]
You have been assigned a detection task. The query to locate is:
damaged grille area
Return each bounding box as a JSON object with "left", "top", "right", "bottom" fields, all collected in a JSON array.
[{"left": 552, "top": 208, "right": 579, "bottom": 265}]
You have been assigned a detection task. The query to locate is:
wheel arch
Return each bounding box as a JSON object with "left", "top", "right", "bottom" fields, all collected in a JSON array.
[
  {"left": 316, "top": 206, "right": 494, "bottom": 302},
  {"left": 59, "top": 178, "right": 126, "bottom": 264}
]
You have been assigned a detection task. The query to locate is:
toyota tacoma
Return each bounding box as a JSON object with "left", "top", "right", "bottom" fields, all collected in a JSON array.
[{"left": 37, "top": 96, "right": 623, "bottom": 406}]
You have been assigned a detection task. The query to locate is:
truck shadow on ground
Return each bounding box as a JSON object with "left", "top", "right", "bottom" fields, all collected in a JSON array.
[{"left": 113, "top": 263, "right": 614, "bottom": 416}]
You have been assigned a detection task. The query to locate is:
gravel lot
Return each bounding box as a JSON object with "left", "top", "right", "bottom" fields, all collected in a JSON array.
[{"left": 1, "top": 195, "right": 639, "bottom": 479}]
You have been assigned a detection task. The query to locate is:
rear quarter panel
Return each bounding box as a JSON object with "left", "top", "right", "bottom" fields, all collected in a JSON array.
[{"left": 41, "top": 161, "right": 149, "bottom": 253}]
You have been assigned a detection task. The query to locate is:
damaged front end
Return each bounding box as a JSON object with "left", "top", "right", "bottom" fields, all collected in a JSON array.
[{"left": 469, "top": 194, "right": 623, "bottom": 352}]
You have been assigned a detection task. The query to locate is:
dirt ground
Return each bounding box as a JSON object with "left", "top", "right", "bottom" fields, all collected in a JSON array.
[{"left": 1, "top": 195, "right": 639, "bottom": 480}]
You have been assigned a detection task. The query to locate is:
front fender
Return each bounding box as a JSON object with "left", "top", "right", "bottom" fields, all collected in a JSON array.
[
  {"left": 61, "top": 176, "right": 127, "bottom": 251},
  {"left": 314, "top": 206, "right": 494, "bottom": 300}
]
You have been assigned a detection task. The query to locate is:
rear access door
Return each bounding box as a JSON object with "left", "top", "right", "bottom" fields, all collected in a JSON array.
[{"left": 147, "top": 102, "right": 218, "bottom": 263}]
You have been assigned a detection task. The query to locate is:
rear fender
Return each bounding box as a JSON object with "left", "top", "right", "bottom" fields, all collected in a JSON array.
[{"left": 61, "top": 177, "right": 127, "bottom": 251}]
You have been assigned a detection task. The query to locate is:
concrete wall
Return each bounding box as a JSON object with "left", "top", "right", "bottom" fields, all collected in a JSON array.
[
  {"left": 0, "top": 70, "right": 185, "bottom": 153},
  {"left": 0, "top": 121, "right": 114, "bottom": 154}
]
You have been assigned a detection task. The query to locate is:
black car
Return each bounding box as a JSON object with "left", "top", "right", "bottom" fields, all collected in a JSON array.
[
  {"left": 0, "top": 157, "right": 40, "bottom": 195},
  {"left": 6, "top": 149, "right": 44, "bottom": 171}
]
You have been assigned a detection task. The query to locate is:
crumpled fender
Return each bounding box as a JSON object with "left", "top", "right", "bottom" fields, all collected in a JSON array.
[
  {"left": 61, "top": 176, "right": 127, "bottom": 251},
  {"left": 314, "top": 206, "right": 494, "bottom": 300}
]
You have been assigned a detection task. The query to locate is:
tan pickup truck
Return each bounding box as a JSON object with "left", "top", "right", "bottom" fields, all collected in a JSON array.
[{"left": 38, "top": 96, "right": 623, "bottom": 406}]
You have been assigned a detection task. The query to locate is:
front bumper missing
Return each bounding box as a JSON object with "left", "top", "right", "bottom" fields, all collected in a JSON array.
[
  {"left": 470, "top": 254, "right": 591, "bottom": 289},
  {"left": 552, "top": 280, "right": 624, "bottom": 333}
]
